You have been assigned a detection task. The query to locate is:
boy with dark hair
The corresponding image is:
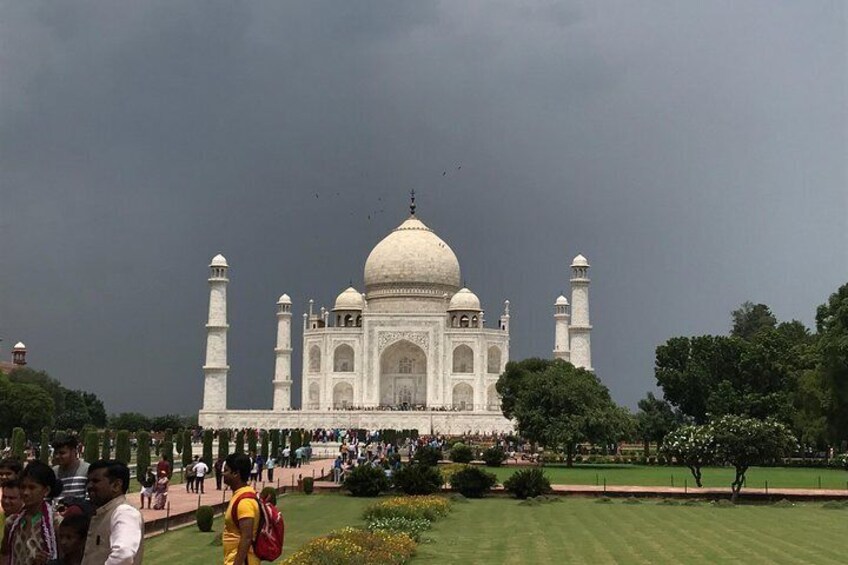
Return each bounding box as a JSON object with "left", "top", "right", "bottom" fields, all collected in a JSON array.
[
  {"left": 222, "top": 454, "right": 259, "bottom": 565},
  {"left": 52, "top": 514, "right": 90, "bottom": 565},
  {"left": 0, "top": 458, "right": 23, "bottom": 485},
  {"left": 52, "top": 435, "right": 89, "bottom": 502}
]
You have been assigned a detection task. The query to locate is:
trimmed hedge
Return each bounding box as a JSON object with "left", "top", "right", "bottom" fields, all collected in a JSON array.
[
  {"left": 503, "top": 468, "right": 552, "bottom": 499},
  {"left": 449, "top": 466, "right": 497, "bottom": 498},
  {"left": 196, "top": 505, "right": 214, "bottom": 532},
  {"left": 449, "top": 443, "right": 474, "bottom": 464},
  {"left": 393, "top": 464, "right": 443, "bottom": 495},
  {"left": 343, "top": 464, "right": 390, "bottom": 497}
]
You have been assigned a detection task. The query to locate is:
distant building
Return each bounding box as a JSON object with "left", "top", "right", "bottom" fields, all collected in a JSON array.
[
  {"left": 0, "top": 341, "right": 28, "bottom": 374},
  {"left": 199, "top": 199, "right": 592, "bottom": 434}
]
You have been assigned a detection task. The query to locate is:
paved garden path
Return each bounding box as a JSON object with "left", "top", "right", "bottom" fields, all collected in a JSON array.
[{"left": 137, "top": 458, "right": 333, "bottom": 526}]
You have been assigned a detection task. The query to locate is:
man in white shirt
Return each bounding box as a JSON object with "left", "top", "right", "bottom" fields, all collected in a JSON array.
[
  {"left": 83, "top": 459, "right": 144, "bottom": 565},
  {"left": 192, "top": 456, "right": 209, "bottom": 494}
]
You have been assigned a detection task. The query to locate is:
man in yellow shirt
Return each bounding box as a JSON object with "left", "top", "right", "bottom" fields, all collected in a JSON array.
[{"left": 222, "top": 454, "right": 260, "bottom": 565}]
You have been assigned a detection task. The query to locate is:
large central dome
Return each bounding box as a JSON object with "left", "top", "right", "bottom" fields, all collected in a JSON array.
[{"left": 364, "top": 216, "right": 461, "bottom": 301}]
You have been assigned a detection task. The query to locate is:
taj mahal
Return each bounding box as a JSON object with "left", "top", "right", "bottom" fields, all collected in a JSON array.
[{"left": 198, "top": 197, "right": 592, "bottom": 434}]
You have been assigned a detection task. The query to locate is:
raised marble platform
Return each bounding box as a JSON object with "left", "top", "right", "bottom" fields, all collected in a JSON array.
[{"left": 198, "top": 409, "right": 514, "bottom": 434}]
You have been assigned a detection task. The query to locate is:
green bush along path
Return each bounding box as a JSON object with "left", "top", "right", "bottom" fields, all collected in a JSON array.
[
  {"left": 412, "top": 497, "right": 848, "bottom": 564},
  {"left": 489, "top": 464, "right": 848, "bottom": 490}
]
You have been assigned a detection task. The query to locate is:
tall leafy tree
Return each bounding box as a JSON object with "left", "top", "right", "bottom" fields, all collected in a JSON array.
[
  {"left": 115, "top": 430, "right": 131, "bottom": 464},
  {"left": 108, "top": 413, "right": 152, "bottom": 432},
  {"left": 137, "top": 431, "right": 151, "bottom": 477},
  {"left": 497, "top": 358, "right": 628, "bottom": 466},
  {"left": 811, "top": 282, "right": 848, "bottom": 445},
  {"left": 202, "top": 429, "right": 214, "bottom": 465},
  {"left": 731, "top": 301, "right": 777, "bottom": 340},
  {"left": 218, "top": 429, "right": 230, "bottom": 459},
  {"left": 635, "top": 392, "right": 678, "bottom": 456}
]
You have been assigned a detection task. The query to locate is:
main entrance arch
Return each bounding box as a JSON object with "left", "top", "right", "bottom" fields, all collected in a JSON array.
[{"left": 380, "top": 340, "right": 427, "bottom": 408}]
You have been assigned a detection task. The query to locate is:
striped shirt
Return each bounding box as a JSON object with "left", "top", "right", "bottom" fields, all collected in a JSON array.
[{"left": 53, "top": 460, "right": 90, "bottom": 501}]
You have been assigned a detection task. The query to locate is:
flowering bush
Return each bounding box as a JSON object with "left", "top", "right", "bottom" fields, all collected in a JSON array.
[
  {"left": 366, "top": 516, "right": 432, "bottom": 541},
  {"left": 282, "top": 527, "right": 416, "bottom": 565},
  {"left": 662, "top": 425, "right": 715, "bottom": 487},
  {"left": 364, "top": 495, "right": 451, "bottom": 523}
]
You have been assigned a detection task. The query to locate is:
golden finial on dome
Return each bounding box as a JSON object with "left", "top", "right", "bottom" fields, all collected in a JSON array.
[{"left": 410, "top": 189, "right": 416, "bottom": 216}]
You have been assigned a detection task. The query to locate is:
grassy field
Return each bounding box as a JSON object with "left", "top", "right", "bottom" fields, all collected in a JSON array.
[
  {"left": 143, "top": 493, "right": 369, "bottom": 564},
  {"left": 487, "top": 464, "right": 848, "bottom": 490},
  {"left": 144, "top": 493, "right": 848, "bottom": 565},
  {"left": 412, "top": 497, "right": 848, "bottom": 564}
]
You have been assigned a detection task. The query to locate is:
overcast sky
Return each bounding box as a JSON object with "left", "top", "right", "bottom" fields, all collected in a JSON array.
[{"left": 1, "top": 1, "right": 845, "bottom": 416}]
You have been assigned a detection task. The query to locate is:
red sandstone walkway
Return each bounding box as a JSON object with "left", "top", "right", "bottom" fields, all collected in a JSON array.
[{"left": 137, "top": 459, "right": 333, "bottom": 526}]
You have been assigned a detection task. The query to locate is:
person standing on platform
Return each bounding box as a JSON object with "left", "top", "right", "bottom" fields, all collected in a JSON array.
[
  {"left": 214, "top": 456, "right": 225, "bottom": 491},
  {"left": 193, "top": 456, "right": 209, "bottom": 495}
]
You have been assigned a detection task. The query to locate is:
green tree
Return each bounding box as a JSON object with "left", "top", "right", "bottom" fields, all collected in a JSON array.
[
  {"left": 7, "top": 367, "right": 65, "bottom": 414},
  {"left": 175, "top": 428, "right": 184, "bottom": 455},
  {"left": 81, "top": 391, "right": 107, "bottom": 427},
  {"left": 711, "top": 415, "right": 796, "bottom": 502},
  {"left": 497, "top": 358, "right": 629, "bottom": 466},
  {"left": 55, "top": 389, "right": 92, "bottom": 430},
  {"left": 101, "top": 429, "right": 112, "bottom": 459},
  {"left": 661, "top": 424, "right": 714, "bottom": 487},
  {"left": 218, "top": 429, "right": 230, "bottom": 459},
  {"left": 235, "top": 430, "right": 245, "bottom": 454},
  {"left": 11, "top": 427, "right": 26, "bottom": 459},
  {"left": 270, "top": 429, "right": 280, "bottom": 459},
  {"left": 84, "top": 430, "right": 100, "bottom": 463},
  {"left": 40, "top": 426, "right": 51, "bottom": 463},
  {"left": 182, "top": 430, "right": 193, "bottom": 468},
  {"left": 260, "top": 430, "right": 269, "bottom": 459},
  {"left": 731, "top": 302, "right": 778, "bottom": 340},
  {"left": 3, "top": 382, "right": 56, "bottom": 436},
  {"left": 635, "top": 392, "right": 678, "bottom": 456},
  {"left": 152, "top": 415, "right": 184, "bottom": 432},
  {"left": 811, "top": 282, "right": 848, "bottom": 446},
  {"left": 108, "top": 413, "right": 152, "bottom": 432},
  {"left": 202, "top": 429, "right": 214, "bottom": 465},
  {"left": 137, "top": 431, "right": 151, "bottom": 477},
  {"left": 115, "top": 430, "right": 131, "bottom": 464},
  {"left": 247, "top": 429, "right": 258, "bottom": 455}
]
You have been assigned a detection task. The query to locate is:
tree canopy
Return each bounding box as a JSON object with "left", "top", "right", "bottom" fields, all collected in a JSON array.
[
  {"left": 731, "top": 302, "right": 777, "bottom": 340},
  {"left": 497, "top": 358, "right": 629, "bottom": 466},
  {"left": 635, "top": 392, "right": 678, "bottom": 453}
]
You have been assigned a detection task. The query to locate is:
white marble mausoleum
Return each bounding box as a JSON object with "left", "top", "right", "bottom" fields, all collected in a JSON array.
[{"left": 198, "top": 200, "right": 592, "bottom": 434}]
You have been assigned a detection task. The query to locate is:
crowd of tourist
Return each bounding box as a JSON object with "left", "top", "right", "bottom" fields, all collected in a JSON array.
[{"left": 0, "top": 435, "right": 143, "bottom": 564}]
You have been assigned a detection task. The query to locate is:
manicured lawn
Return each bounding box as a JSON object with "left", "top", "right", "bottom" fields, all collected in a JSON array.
[
  {"left": 143, "top": 493, "right": 371, "bottom": 564},
  {"left": 412, "top": 497, "right": 848, "bottom": 564},
  {"left": 487, "top": 464, "right": 848, "bottom": 490},
  {"left": 145, "top": 492, "right": 848, "bottom": 564}
]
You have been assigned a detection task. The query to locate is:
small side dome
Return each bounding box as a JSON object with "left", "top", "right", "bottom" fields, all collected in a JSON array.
[
  {"left": 448, "top": 288, "right": 482, "bottom": 311},
  {"left": 13, "top": 342, "right": 26, "bottom": 350},
  {"left": 210, "top": 254, "right": 229, "bottom": 267},
  {"left": 277, "top": 294, "right": 291, "bottom": 304},
  {"left": 555, "top": 295, "right": 569, "bottom": 306},
  {"left": 333, "top": 287, "right": 365, "bottom": 311},
  {"left": 571, "top": 254, "right": 589, "bottom": 268}
]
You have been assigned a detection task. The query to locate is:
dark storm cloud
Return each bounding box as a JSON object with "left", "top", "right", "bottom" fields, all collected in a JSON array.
[{"left": 1, "top": 1, "right": 845, "bottom": 414}]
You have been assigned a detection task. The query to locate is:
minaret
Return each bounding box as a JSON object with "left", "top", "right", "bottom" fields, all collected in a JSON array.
[
  {"left": 202, "top": 254, "right": 229, "bottom": 411},
  {"left": 272, "top": 294, "right": 293, "bottom": 411},
  {"left": 499, "top": 300, "right": 510, "bottom": 332},
  {"left": 553, "top": 295, "right": 570, "bottom": 361},
  {"left": 12, "top": 342, "right": 27, "bottom": 366},
  {"left": 569, "top": 254, "right": 592, "bottom": 370}
]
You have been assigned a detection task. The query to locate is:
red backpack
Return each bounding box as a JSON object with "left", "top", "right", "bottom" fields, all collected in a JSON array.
[{"left": 231, "top": 491, "right": 285, "bottom": 561}]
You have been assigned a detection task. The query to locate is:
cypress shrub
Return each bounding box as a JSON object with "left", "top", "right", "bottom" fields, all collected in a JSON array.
[
  {"left": 235, "top": 430, "right": 245, "bottom": 454},
  {"left": 260, "top": 430, "right": 269, "bottom": 459},
  {"left": 270, "top": 429, "right": 280, "bottom": 459},
  {"left": 289, "top": 430, "right": 302, "bottom": 467},
  {"left": 175, "top": 428, "right": 184, "bottom": 455},
  {"left": 84, "top": 430, "right": 100, "bottom": 463},
  {"left": 450, "top": 442, "right": 474, "bottom": 464},
  {"left": 196, "top": 505, "right": 214, "bottom": 532},
  {"left": 202, "top": 429, "right": 214, "bottom": 465},
  {"left": 449, "top": 466, "right": 498, "bottom": 498},
  {"left": 115, "top": 430, "right": 131, "bottom": 464},
  {"left": 393, "top": 464, "right": 443, "bottom": 495},
  {"left": 163, "top": 428, "right": 173, "bottom": 447},
  {"left": 260, "top": 486, "right": 277, "bottom": 505},
  {"left": 218, "top": 429, "right": 230, "bottom": 459},
  {"left": 160, "top": 440, "right": 174, "bottom": 467},
  {"left": 483, "top": 446, "right": 506, "bottom": 467},
  {"left": 343, "top": 464, "right": 389, "bottom": 497},
  {"left": 137, "top": 431, "right": 151, "bottom": 477},
  {"left": 247, "top": 429, "right": 258, "bottom": 456},
  {"left": 503, "top": 468, "right": 552, "bottom": 499},
  {"left": 11, "top": 427, "right": 26, "bottom": 460},
  {"left": 101, "top": 429, "right": 112, "bottom": 459},
  {"left": 413, "top": 446, "right": 442, "bottom": 467},
  {"left": 182, "top": 430, "right": 193, "bottom": 468},
  {"left": 40, "top": 426, "right": 51, "bottom": 463},
  {"left": 303, "top": 476, "right": 314, "bottom": 495}
]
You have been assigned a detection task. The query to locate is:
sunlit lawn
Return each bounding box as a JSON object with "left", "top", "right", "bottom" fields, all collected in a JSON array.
[
  {"left": 487, "top": 464, "right": 848, "bottom": 490},
  {"left": 144, "top": 491, "right": 848, "bottom": 565}
]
